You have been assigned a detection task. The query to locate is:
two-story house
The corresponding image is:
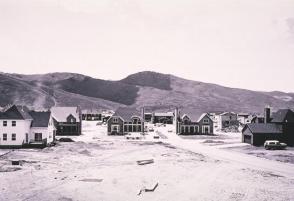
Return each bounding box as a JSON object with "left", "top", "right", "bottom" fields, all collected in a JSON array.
[
  {"left": 107, "top": 107, "right": 143, "bottom": 135},
  {"left": 51, "top": 106, "right": 82, "bottom": 136},
  {"left": 0, "top": 105, "right": 56, "bottom": 148}
]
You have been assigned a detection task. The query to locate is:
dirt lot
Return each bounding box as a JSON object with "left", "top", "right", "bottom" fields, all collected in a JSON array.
[{"left": 0, "top": 124, "right": 294, "bottom": 201}]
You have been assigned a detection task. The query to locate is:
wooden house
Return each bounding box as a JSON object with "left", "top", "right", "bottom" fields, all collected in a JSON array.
[
  {"left": 0, "top": 105, "right": 56, "bottom": 148},
  {"left": 215, "top": 112, "right": 238, "bottom": 130},
  {"left": 51, "top": 106, "right": 81, "bottom": 136},
  {"left": 107, "top": 107, "right": 143, "bottom": 135},
  {"left": 152, "top": 112, "right": 174, "bottom": 124},
  {"left": 176, "top": 112, "right": 214, "bottom": 135},
  {"left": 28, "top": 111, "right": 56, "bottom": 147},
  {"left": 242, "top": 107, "right": 294, "bottom": 146}
]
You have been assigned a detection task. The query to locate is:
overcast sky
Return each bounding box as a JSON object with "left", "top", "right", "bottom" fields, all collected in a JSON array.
[{"left": 0, "top": 0, "right": 294, "bottom": 92}]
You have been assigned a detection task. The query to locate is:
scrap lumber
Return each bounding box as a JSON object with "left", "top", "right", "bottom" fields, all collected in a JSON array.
[
  {"left": 136, "top": 159, "right": 154, "bottom": 165},
  {"left": 137, "top": 182, "right": 159, "bottom": 195}
]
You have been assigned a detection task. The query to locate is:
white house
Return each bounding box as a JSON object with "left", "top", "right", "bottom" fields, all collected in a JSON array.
[
  {"left": 0, "top": 105, "right": 56, "bottom": 148},
  {"left": 29, "top": 111, "right": 56, "bottom": 145},
  {"left": 212, "top": 112, "right": 239, "bottom": 130}
]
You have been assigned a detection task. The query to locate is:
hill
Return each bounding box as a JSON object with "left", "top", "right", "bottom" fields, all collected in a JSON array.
[{"left": 1, "top": 71, "right": 293, "bottom": 114}]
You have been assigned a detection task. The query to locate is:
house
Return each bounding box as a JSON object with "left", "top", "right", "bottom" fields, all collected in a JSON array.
[
  {"left": 242, "top": 107, "right": 294, "bottom": 146},
  {"left": 0, "top": 105, "right": 56, "bottom": 148},
  {"left": 152, "top": 112, "right": 174, "bottom": 124},
  {"left": 82, "top": 109, "right": 102, "bottom": 121},
  {"left": 237, "top": 113, "right": 250, "bottom": 125},
  {"left": 144, "top": 112, "right": 152, "bottom": 122},
  {"left": 215, "top": 112, "right": 238, "bottom": 130},
  {"left": 51, "top": 106, "right": 81, "bottom": 136},
  {"left": 176, "top": 111, "right": 214, "bottom": 135},
  {"left": 107, "top": 107, "right": 143, "bottom": 135},
  {"left": 242, "top": 123, "right": 283, "bottom": 146},
  {"left": 28, "top": 111, "right": 56, "bottom": 147}
]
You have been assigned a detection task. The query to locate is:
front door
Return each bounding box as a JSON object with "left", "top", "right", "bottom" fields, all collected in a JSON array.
[
  {"left": 35, "top": 133, "right": 42, "bottom": 142},
  {"left": 25, "top": 133, "right": 29, "bottom": 143},
  {"left": 111, "top": 125, "right": 120, "bottom": 134}
]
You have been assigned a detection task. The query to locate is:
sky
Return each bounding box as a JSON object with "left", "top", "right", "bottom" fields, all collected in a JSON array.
[{"left": 0, "top": 0, "right": 294, "bottom": 92}]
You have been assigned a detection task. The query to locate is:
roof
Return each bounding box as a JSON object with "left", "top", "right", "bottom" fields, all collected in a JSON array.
[
  {"left": 197, "top": 113, "right": 212, "bottom": 122},
  {"left": 271, "top": 109, "right": 294, "bottom": 123},
  {"left": 220, "top": 112, "right": 236, "bottom": 116},
  {"left": 245, "top": 123, "right": 283, "bottom": 134},
  {"left": 181, "top": 111, "right": 211, "bottom": 123},
  {"left": 113, "top": 107, "right": 142, "bottom": 121},
  {"left": 51, "top": 107, "right": 80, "bottom": 122},
  {"left": 29, "top": 111, "right": 51, "bottom": 127},
  {"left": 0, "top": 105, "right": 32, "bottom": 120},
  {"left": 238, "top": 113, "right": 249, "bottom": 117}
]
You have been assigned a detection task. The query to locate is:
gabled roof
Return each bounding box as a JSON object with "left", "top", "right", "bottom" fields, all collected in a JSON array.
[
  {"left": 245, "top": 123, "right": 283, "bottom": 134},
  {"left": 51, "top": 107, "right": 80, "bottom": 122},
  {"left": 197, "top": 113, "right": 212, "bottom": 122},
  {"left": 271, "top": 109, "right": 294, "bottom": 123},
  {"left": 220, "top": 112, "right": 236, "bottom": 116},
  {"left": 0, "top": 105, "right": 32, "bottom": 120},
  {"left": 180, "top": 109, "right": 212, "bottom": 123},
  {"left": 113, "top": 107, "right": 141, "bottom": 122},
  {"left": 29, "top": 111, "right": 51, "bottom": 127}
]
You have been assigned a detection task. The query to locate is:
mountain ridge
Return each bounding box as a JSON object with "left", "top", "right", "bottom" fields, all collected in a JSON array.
[{"left": 0, "top": 71, "right": 293, "bottom": 114}]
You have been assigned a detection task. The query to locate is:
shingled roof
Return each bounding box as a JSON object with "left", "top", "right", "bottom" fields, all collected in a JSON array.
[
  {"left": 245, "top": 123, "right": 283, "bottom": 134},
  {"left": 29, "top": 111, "right": 51, "bottom": 127},
  {"left": 51, "top": 107, "right": 80, "bottom": 122},
  {"left": 271, "top": 109, "right": 294, "bottom": 123},
  {"left": 113, "top": 107, "right": 141, "bottom": 121},
  {"left": 0, "top": 105, "right": 32, "bottom": 120}
]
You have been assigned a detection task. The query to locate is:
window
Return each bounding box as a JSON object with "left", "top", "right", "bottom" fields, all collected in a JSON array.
[
  {"left": 113, "top": 118, "right": 118, "bottom": 123},
  {"left": 12, "top": 121, "right": 16, "bottom": 126},
  {"left": 12, "top": 133, "right": 16, "bottom": 141},
  {"left": 3, "top": 133, "right": 7, "bottom": 141},
  {"left": 3, "top": 121, "right": 7, "bottom": 127},
  {"left": 203, "top": 119, "right": 209, "bottom": 123},
  {"left": 34, "top": 133, "right": 42, "bottom": 142}
]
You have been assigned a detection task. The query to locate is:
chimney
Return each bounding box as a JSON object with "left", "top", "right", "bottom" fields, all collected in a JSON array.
[
  {"left": 174, "top": 107, "right": 179, "bottom": 134},
  {"left": 141, "top": 107, "right": 145, "bottom": 133},
  {"left": 264, "top": 106, "right": 271, "bottom": 123}
]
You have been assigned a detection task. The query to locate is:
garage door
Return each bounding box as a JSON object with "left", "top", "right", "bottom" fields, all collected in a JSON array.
[{"left": 244, "top": 135, "right": 252, "bottom": 144}]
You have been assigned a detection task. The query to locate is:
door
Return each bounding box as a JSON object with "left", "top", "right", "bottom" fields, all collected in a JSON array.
[
  {"left": 111, "top": 125, "right": 120, "bottom": 134},
  {"left": 34, "top": 133, "right": 42, "bottom": 142},
  {"left": 25, "top": 133, "right": 29, "bottom": 143},
  {"left": 244, "top": 135, "right": 252, "bottom": 144}
]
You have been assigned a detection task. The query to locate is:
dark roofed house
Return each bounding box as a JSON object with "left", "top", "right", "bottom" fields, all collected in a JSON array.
[
  {"left": 0, "top": 105, "right": 56, "bottom": 148},
  {"left": 242, "top": 123, "right": 283, "bottom": 146},
  {"left": 242, "top": 107, "right": 294, "bottom": 146},
  {"left": 176, "top": 109, "right": 214, "bottom": 135},
  {"left": 107, "top": 107, "right": 143, "bottom": 135},
  {"left": 27, "top": 111, "right": 56, "bottom": 147},
  {"left": 50, "top": 106, "right": 82, "bottom": 136}
]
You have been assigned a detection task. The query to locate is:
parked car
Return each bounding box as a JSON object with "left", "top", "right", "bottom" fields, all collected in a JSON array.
[
  {"left": 148, "top": 128, "right": 154, "bottom": 132},
  {"left": 264, "top": 140, "right": 287, "bottom": 150},
  {"left": 153, "top": 134, "right": 160, "bottom": 139},
  {"left": 125, "top": 133, "right": 142, "bottom": 140}
]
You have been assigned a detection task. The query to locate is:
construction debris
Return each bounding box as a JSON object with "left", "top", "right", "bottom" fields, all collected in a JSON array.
[
  {"left": 137, "top": 183, "right": 159, "bottom": 195},
  {"left": 136, "top": 159, "right": 154, "bottom": 165}
]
